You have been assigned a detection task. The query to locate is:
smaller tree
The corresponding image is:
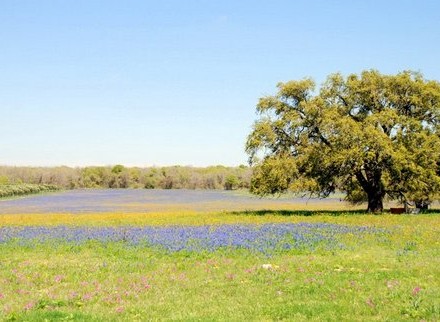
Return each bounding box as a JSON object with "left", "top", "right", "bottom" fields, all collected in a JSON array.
[{"left": 224, "top": 174, "right": 239, "bottom": 190}]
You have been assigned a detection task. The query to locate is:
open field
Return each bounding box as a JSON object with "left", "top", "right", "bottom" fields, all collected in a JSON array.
[
  {"left": 1, "top": 214, "right": 439, "bottom": 321},
  {"left": 1, "top": 191, "right": 439, "bottom": 321},
  {"left": 0, "top": 189, "right": 370, "bottom": 214}
]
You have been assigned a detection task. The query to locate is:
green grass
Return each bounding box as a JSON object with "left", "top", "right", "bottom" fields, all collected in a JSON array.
[{"left": 0, "top": 213, "right": 439, "bottom": 321}]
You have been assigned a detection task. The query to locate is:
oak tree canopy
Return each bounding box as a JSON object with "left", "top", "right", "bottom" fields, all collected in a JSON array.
[{"left": 246, "top": 70, "right": 440, "bottom": 212}]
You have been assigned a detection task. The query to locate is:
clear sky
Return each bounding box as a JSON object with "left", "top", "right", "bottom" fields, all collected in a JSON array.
[{"left": 1, "top": 0, "right": 439, "bottom": 167}]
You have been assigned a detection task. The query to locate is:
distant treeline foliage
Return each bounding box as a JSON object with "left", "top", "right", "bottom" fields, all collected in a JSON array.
[
  {"left": 0, "top": 184, "right": 60, "bottom": 198},
  {"left": 0, "top": 165, "right": 252, "bottom": 190}
]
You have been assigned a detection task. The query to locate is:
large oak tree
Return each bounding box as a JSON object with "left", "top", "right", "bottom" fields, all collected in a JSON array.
[{"left": 246, "top": 70, "right": 440, "bottom": 212}]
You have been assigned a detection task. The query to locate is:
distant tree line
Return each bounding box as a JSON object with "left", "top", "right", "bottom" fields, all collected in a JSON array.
[{"left": 0, "top": 165, "right": 252, "bottom": 190}]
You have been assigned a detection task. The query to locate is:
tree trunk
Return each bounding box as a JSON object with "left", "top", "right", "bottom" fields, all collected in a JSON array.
[
  {"left": 415, "top": 200, "right": 429, "bottom": 210},
  {"left": 367, "top": 190, "right": 384, "bottom": 213},
  {"left": 356, "top": 170, "right": 385, "bottom": 213}
]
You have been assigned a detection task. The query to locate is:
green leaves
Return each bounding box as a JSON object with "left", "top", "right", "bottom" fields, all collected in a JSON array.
[
  {"left": 250, "top": 154, "right": 298, "bottom": 196},
  {"left": 247, "top": 70, "right": 440, "bottom": 212}
]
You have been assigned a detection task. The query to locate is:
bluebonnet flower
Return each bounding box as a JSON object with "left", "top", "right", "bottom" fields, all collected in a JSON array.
[{"left": 0, "top": 223, "right": 386, "bottom": 254}]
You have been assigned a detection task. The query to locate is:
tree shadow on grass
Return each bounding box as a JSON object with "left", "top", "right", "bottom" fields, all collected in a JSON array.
[
  {"left": 227, "top": 209, "right": 368, "bottom": 217},
  {"left": 228, "top": 208, "right": 440, "bottom": 217},
  {"left": 421, "top": 208, "right": 440, "bottom": 214}
]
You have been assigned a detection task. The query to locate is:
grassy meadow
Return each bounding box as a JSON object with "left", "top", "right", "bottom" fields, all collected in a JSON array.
[{"left": 0, "top": 209, "right": 439, "bottom": 321}]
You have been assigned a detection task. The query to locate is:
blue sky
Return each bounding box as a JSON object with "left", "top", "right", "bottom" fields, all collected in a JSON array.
[{"left": 1, "top": 0, "right": 439, "bottom": 167}]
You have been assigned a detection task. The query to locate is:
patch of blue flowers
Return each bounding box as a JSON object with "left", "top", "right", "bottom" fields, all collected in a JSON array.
[{"left": 0, "top": 223, "right": 385, "bottom": 253}]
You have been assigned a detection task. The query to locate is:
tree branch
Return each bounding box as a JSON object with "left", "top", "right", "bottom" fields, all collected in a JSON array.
[{"left": 355, "top": 171, "right": 370, "bottom": 193}]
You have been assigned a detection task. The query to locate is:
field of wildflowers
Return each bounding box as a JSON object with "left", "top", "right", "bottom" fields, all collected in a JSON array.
[
  {"left": 0, "top": 223, "right": 385, "bottom": 254},
  {"left": 0, "top": 190, "right": 439, "bottom": 320},
  {"left": 0, "top": 189, "right": 362, "bottom": 214}
]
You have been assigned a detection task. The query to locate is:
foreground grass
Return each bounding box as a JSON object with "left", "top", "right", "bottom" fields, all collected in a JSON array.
[{"left": 0, "top": 213, "right": 439, "bottom": 321}]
